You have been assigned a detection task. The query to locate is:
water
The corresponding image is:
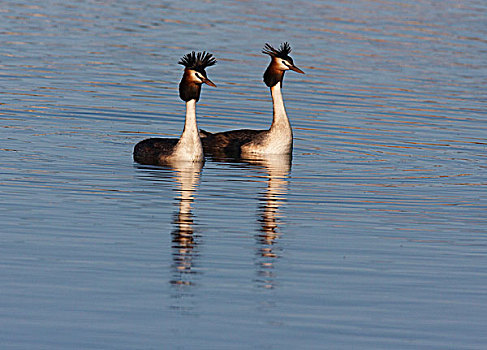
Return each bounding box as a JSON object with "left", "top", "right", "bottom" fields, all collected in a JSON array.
[{"left": 1, "top": 0, "right": 486, "bottom": 348}]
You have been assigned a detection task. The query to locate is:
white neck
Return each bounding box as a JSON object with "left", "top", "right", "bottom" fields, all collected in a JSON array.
[
  {"left": 175, "top": 99, "right": 203, "bottom": 161},
  {"left": 241, "top": 82, "right": 293, "bottom": 155},
  {"left": 181, "top": 100, "right": 198, "bottom": 138},
  {"left": 270, "top": 82, "right": 291, "bottom": 133}
]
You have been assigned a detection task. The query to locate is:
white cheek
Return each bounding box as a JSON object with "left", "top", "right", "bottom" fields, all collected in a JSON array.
[
  {"left": 190, "top": 70, "right": 203, "bottom": 83},
  {"left": 280, "top": 60, "right": 291, "bottom": 70}
]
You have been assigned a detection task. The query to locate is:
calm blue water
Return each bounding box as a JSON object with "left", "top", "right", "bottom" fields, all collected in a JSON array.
[{"left": 1, "top": 0, "right": 486, "bottom": 349}]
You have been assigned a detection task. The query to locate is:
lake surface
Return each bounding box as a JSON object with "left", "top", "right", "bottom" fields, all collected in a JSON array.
[{"left": 1, "top": 0, "right": 486, "bottom": 348}]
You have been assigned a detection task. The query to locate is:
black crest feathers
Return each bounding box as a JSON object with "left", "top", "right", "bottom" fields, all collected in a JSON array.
[
  {"left": 178, "top": 51, "right": 217, "bottom": 72},
  {"left": 262, "top": 42, "right": 292, "bottom": 59}
]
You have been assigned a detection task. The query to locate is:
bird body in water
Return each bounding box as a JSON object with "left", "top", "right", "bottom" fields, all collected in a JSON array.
[
  {"left": 133, "top": 51, "right": 216, "bottom": 165},
  {"left": 200, "top": 43, "right": 304, "bottom": 158}
]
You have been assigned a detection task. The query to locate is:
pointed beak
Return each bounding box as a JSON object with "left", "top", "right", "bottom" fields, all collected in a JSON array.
[
  {"left": 289, "top": 65, "right": 305, "bottom": 74},
  {"left": 202, "top": 77, "right": 217, "bottom": 87}
]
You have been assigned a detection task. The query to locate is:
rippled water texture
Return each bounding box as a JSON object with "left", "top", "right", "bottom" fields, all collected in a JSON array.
[{"left": 1, "top": 0, "right": 486, "bottom": 349}]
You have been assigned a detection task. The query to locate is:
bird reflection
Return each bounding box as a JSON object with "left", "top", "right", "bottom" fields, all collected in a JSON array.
[
  {"left": 168, "top": 161, "right": 203, "bottom": 290},
  {"left": 136, "top": 152, "right": 290, "bottom": 295},
  {"left": 135, "top": 160, "right": 202, "bottom": 312},
  {"left": 245, "top": 154, "right": 291, "bottom": 289}
]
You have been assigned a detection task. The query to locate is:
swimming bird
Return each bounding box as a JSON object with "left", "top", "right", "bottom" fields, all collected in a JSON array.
[
  {"left": 133, "top": 51, "right": 216, "bottom": 165},
  {"left": 200, "top": 42, "right": 304, "bottom": 158}
]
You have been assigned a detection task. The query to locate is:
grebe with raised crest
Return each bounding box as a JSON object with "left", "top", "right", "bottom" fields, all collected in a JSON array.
[
  {"left": 133, "top": 51, "right": 216, "bottom": 165},
  {"left": 200, "top": 42, "right": 304, "bottom": 158}
]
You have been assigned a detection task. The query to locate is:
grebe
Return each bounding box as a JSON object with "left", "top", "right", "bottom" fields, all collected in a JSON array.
[
  {"left": 133, "top": 51, "right": 216, "bottom": 165},
  {"left": 200, "top": 42, "right": 304, "bottom": 158}
]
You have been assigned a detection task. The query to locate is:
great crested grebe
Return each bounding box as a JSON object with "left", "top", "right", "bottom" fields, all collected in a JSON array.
[
  {"left": 200, "top": 42, "right": 304, "bottom": 158},
  {"left": 133, "top": 51, "right": 216, "bottom": 165}
]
